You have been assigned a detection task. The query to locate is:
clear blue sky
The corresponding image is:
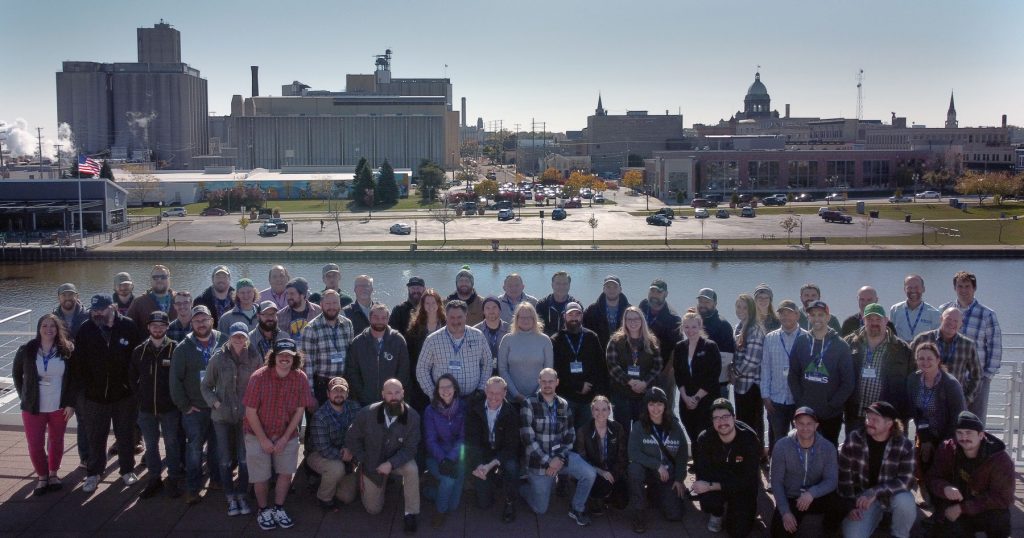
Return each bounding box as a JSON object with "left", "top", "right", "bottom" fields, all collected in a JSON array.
[{"left": 1, "top": 0, "right": 1021, "bottom": 151}]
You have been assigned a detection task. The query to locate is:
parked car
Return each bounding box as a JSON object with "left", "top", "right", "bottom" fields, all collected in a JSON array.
[
  {"left": 916, "top": 190, "right": 941, "bottom": 199},
  {"left": 715, "top": 209, "right": 731, "bottom": 219},
  {"left": 694, "top": 208, "right": 710, "bottom": 219},
  {"left": 691, "top": 198, "right": 718, "bottom": 208},
  {"left": 497, "top": 208, "right": 515, "bottom": 221},
  {"left": 551, "top": 208, "right": 567, "bottom": 221},
  {"left": 888, "top": 194, "right": 914, "bottom": 203},
  {"left": 593, "top": 193, "right": 606, "bottom": 203},
  {"left": 646, "top": 214, "right": 672, "bottom": 226},
  {"left": 818, "top": 206, "right": 833, "bottom": 216},
  {"left": 762, "top": 195, "right": 787, "bottom": 206},
  {"left": 563, "top": 198, "right": 582, "bottom": 209},
  {"left": 656, "top": 207, "right": 675, "bottom": 220},
  {"left": 825, "top": 192, "right": 848, "bottom": 202},
  {"left": 737, "top": 193, "right": 754, "bottom": 204},
  {"left": 462, "top": 201, "right": 478, "bottom": 213},
  {"left": 161, "top": 207, "right": 187, "bottom": 217},
  {"left": 740, "top": 206, "right": 756, "bottom": 218},
  {"left": 705, "top": 194, "right": 724, "bottom": 204},
  {"left": 820, "top": 209, "right": 853, "bottom": 223},
  {"left": 258, "top": 223, "right": 279, "bottom": 236},
  {"left": 795, "top": 193, "right": 815, "bottom": 203},
  {"left": 389, "top": 223, "right": 412, "bottom": 235},
  {"left": 267, "top": 218, "right": 288, "bottom": 232},
  {"left": 200, "top": 207, "right": 226, "bottom": 216}
]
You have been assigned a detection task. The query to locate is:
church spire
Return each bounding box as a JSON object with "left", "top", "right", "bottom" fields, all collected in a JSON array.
[
  {"left": 596, "top": 93, "right": 606, "bottom": 116},
  {"left": 945, "top": 91, "right": 958, "bottom": 128}
]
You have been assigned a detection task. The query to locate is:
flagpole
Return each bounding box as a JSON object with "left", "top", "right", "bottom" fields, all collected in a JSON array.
[{"left": 77, "top": 154, "right": 84, "bottom": 241}]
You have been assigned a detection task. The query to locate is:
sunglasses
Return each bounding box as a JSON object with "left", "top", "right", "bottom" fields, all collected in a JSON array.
[{"left": 151, "top": 274, "right": 169, "bottom": 280}]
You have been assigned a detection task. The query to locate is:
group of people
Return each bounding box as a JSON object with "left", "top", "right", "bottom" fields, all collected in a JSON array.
[{"left": 11, "top": 263, "right": 1014, "bottom": 536}]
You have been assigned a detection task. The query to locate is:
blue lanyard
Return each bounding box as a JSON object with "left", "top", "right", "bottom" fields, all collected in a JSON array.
[
  {"left": 376, "top": 336, "right": 385, "bottom": 357},
  {"left": 809, "top": 336, "right": 831, "bottom": 367},
  {"left": 546, "top": 401, "right": 558, "bottom": 423},
  {"left": 865, "top": 344, "right": 877, "bottom": 368},
  {"left": 196, "top": 339, "right": 214, "bottom": 365},
  {"left": 904, "top": 305, "right": 924, "bottom": 336},
  {"left": 779, "top": 331, "right": 797, "bottom": 358},
  {"left": 483, "top": 324, "right": 500, "bottom": 350},
  {"left": 600, "top": 433, "right": 609, "bottom": 462},
  {"left": 919, "top": 374, "right": 938, "bottom": 410},
  {"left": 938, "top": 336, "right": 957, "bottom": 365},
  {"left": 446, "top": 329, "right": 465, "bottom": 357},
  {"left": 41, "top": 347, "right": 58, "bottom": 372},
  {"left": 567, "top": 332, "right": 584, "bottom": 359}
]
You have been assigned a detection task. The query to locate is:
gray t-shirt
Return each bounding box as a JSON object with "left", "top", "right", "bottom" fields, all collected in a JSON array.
[{"left": 497, "top": 331, "right": 553, "bottom": 400}]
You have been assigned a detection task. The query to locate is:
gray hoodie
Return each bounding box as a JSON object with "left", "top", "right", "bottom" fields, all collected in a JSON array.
[{"left": 769, "top": 431, "right": 838, "bottom": 515}]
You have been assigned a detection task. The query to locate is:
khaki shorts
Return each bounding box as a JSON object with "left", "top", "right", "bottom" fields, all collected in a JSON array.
[{"left": 244, "top": 434, "right": 299, "bottom": 483}]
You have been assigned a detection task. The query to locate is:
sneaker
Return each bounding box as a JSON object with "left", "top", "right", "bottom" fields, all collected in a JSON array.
[
  {"left": 33, "top": 479, "right": 49, "bottom": 497},
  {"left": 237, "top": 497, "right": 253, "bottom": 515},
  {"left": 272, "top": 507, "right": 294, "bottom": 529},
  {"left": 47, "top": 475, "right": 63, "bottom": 492},
  {"left": 227, "top": 498, "right": 241, "bottom": 517},
  {"left": 501, "top": 500, "right": 516, "bottom": 523},
  {"left": 403, "top": 514, "right": 417, "bottom": 534},
  {"left": 121, "top": 472, "right": 139, "bottom": 486},
  {"left": 568, "top": 509, "right": 592, "bottom": 527},
  {"left": 318, "top": 498, "right": 338, "bottom": 512},
  {"left": 631, "top": 510, "right": 647, "bottom": 534},
  {"left": 707, "top": 515, "right": 723, "bottom": 533},
  {"left": 82, "top": 475, "right": 100, "bottom": 493},
  {"left": 257, "top": 508, "right": 276, "bottom": 531},
  {"left": 139, "top": 479, "right": 163, "bottom": 499}
]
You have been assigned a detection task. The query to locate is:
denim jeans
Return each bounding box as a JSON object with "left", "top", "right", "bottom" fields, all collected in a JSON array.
[
  {"left": 766, "top": 402, "right": 796, "bottom": 452},
  {"left": 137, "top": 409, "right": 183, "bottom": 480},
  {"left": 425, "top": 456, "right": 466, "bottom": 514},
  {"left": 470, "top": 457, "right": 519, "bottom": 509},
  {"left": 181, "top": 408, "right": 217, "bottom": 493},
  {"left": 212, "top": 420, "right": 247, "bottom": 498},
  {"left": 519, "top": 451, "right": 596, "bottom": 514},
  {"left": 841, "top": 491, "right": 916, "bottom": 538}
]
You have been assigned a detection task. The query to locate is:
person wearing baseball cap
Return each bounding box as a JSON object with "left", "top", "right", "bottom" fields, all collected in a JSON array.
[
  {"left": 194, "top": 265, "right": 235, "bottom": 326},
  {"left": 250, "top": 300, "right": 286, "bottom": 360},
  {"left": 132, "top": 310, "right": 183, "bottom": 499},
  {"left": 582, "top": 275, "right": 631, "bottom": 352},
  {"left": 768, "top": 405, "right": 845, "bottom": 536},
  {"left": 202, "top": 320, "right": 263, "bottom": 516},
  {"left": 551, "top": 300, "right": 606, "bottom": 430},
  {"left": 306, "top": 376, "right": 361, "bottom": 511},
  {"left": 112, "top": 271, "right": 135, "bottom": 316},
  {"left": 127, "top": 265, "right": 178, "bottom": 341},
  {"left": 638, "top": 279, "right": 682, "bottom": 406},
  {"left": 218, "top": 278, "right": 261, "bottom": 334},
  {"left": 53, "top": 282, "right": 90, "bottom": 338},
  {"left": 797, "top": 283, "right": 842, "bottom": 332},
  {"left": 309, "top": 263, "right": 353, "bottom": 308},
  {"left": 447, "top": 266, "right": 484, "bottom": 326},
  {"left": 277, "top": 277, "right": 322, "bottom": 346},
  {"left": 695, "top": 287, "right": 736, "bottom": 399},
  {"left": 926, "top": 410, "right": 1013, "bottom": 538},
  {"left": 837, "top": 400, "right": 916, "bottom": 538},
  {"left": 841, "top": 286, "right": 883, "bottom": 337},
  {"left": 388, "top": 276, "right": 426, "bottom": 337},
  {"left": 790, "top": 299, "right": 854, "bottom": 447},
  {"left": 760, "top": 299, "right": 808, "bottom": 453},
  {"left": 690, "top": 397, "right": 761, "bottom": 536},
  {"left": 843, "top": 302, "right": 914, "bottom": 435}
]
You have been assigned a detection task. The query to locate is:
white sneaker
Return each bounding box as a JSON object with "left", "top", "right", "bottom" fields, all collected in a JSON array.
[
  {"left": 707, "top": 515, "right": 723, "bottom": 533},
  {"left": 83, "top": 475, "right": 100, "bottom": 493},
  {"left": 121, "top": 472, "right": 139, "bottom": 486}
]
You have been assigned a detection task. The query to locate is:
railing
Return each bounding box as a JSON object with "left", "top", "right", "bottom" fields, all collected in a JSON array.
[
  {"left": 81, "top": 216, "right": 161, "bottom": 247},
  {"left": 0, "top": 308, "right": 34, "bottom": 414},
  {"left": 998, "top": 333, "right": 1024, "bottom": 464}
]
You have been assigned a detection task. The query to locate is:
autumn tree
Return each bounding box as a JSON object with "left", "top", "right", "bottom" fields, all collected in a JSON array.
[
  {"left": 622, "top": 170, "right": 644, "bottom": 194},
  {"left": 238, "top": 216, "right": 250, "bottom": 244},
  {"left": 539, "top": 167, "right": 562, "bottom": 184},
  {"left": 779, "top": 215, "right": 800, "bottom": 243},
  {"left": 565, "top": 171, "right": 592, "bottom": 197},
  {"left": 475, "top": 179, "right": 498, "bottom": 199}
]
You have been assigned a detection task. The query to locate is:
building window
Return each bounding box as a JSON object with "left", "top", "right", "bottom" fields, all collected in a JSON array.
[
  {"left": 862, "top": 160, "right": 890, "bottom": 188},
  {"left": 826, "top": 160, "right": 855, "bottom": 188},
  {"left": 788, "top": 160, "right": 817, "bottom": 189},
  {"left": 747, "top": 161, "right": 780, "bottom": 190},
  {"left": 703, "top": 160, "right": 738, "bottom": 192}
]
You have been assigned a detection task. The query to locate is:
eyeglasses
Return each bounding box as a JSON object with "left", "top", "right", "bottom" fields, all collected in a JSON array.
[
  {"left": 712, "top": 414, "right": 734, "bottom": 422},
  {"left": 151, "top": 274, "right": 168, "bottom": 280}
]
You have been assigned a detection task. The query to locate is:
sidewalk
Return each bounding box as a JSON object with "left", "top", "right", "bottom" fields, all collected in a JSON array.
[{"left": 0, "top": 425, "right": 1020, "bottom": 537}]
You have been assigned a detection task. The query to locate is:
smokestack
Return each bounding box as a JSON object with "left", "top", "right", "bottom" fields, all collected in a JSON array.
[
  {"left": 251, "top": 66, "right": 259, "bottom": 97},
  {"left": 785, "top": 104, "right": 790, "bottom": 118},
  {"left": 1002, "top": 114, "right": 1007, "bottom": 128},
  {"left": 461, "top": 97, "right": 467, "bottom": 128}
]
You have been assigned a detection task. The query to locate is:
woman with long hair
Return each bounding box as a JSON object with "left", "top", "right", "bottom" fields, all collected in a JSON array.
[
  {"left": 753, "top": 284, "right": 780, "bottom": 332},
  {"left": 731, "top": 294, "right": 766, "bottom": 458},
  {"left": 606, "top": 306, "right": 662, "bottom": 432},
  {"left": 13, "top": 313, "right": 76, "bottom": 495},
  {"left": 674, "top": 311, "right": 722, "bottom": 444},
  {"left": 423, "top": 374, "right": 466, "bottom": 529},
  {"left": 907, "top": 341, "right": 965, "bottom": 481},
  {"left": 626, "top": 387, "right": 687, "bottom": 533},
  {"left": 574, "top": 396, "right": 628, "bottom": 514},
  {"left": 406, "top": 289, "right": 445, "bottom": 413},
  {"left": 498, "top": 302, "right": 553, "bottom": 403}
]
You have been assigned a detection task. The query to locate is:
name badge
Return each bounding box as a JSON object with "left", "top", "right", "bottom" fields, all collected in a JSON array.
[
  {"left": 804, "top": 372, "right": 829, "bottom": 384},
  {"left": 39, "top": 376, "right": 52, "bottom": 386},
  {"left": 570, "top": 361, "right": 583, "bottom": 374},
  {"left": 199, "top": 370, "right": 206, "bottom": 383},
  {"left": 551, "top": 444, "right": 561, "bottom": 451},
  {"left": 161, "top": 359, "right": 171, "bottom": 368},
  {"left": 862, "top": 367, "right": 877, "bottom": 379},
  {"left": 330, "top": 351, "right": 346, "bottom": 364},
  {"left": 782, "top": 367, "right": 790, "bottom": 377},
  {"left": 917, "top": 420, "right": 930, "bottom": 430},
  {"left": 627, "top": 365, "right": 641, "bottom": 377},
  {"left": 449, "top": 360, "right": 463, "bottom": 372}
]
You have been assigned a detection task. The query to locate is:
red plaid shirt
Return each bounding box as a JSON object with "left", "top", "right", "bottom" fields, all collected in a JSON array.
[{"left": 243, "top": 366, "right": 315, "bottom": 440}]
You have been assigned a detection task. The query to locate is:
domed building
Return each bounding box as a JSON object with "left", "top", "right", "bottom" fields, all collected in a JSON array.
[{"left": 736, "top": 71, "right": 778, "bottom": 120}]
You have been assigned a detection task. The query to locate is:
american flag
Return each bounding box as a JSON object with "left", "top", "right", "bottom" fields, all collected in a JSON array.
[{"left": 78, "top": 155, "right": 99, "bottom": 176}]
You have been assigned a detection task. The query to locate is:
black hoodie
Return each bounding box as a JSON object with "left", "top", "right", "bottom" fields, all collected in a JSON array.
[{"left": 582, "top": 292, "right": 631, "bottom": 351}]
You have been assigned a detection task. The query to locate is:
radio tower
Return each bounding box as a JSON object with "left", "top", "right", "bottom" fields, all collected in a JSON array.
[{"left": 856, "top": 69, "right": 864, "bottom": 120}]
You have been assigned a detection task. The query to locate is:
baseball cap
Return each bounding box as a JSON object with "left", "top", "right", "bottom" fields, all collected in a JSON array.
[
  {"left": 864, "top": 401, "right": 898, "bottom": 420},
  {"left": 793, "top": 406, "right": 818, "bottom": 422},
  {"left": 114, "top": 272, "right": 133, "bottom": 286},
  {"left": 328, "top": 377, "right": 350, "bottom": 392},
  {"left": 862, "top": 303, "right": 886, "bottom": 319},
  {"left": 603, "top": 275, "right": 621, "bottom": 287},
  {"left": 776, "top": 299, "right": 799, "bottom": 313},
  {"left": 805, "top": 300, "right": 829, "bottom": 314},
  {"left": 406, "top": 276, "right": 425, "bottom": 287},
  {"left": 564, "top": 301, "right": 583, "bottom": 313},
  {"left": 258, "top": 300, "right": 279, "bottom": 313},
  {"left": 212, "top": 265, "right": 230, "bottom": 277},
  {"left": 697, "top": 288, "right": 717, "bottom": 303},
  {"left": 57, "top": 283, "right": 78, "bottom": 295},
  {"left": 273, "top": 339, "right": 298, "bottom": 355},
  {"left": 710, "top": 398, "right": 735, "bottom": 416},
  {"left": 89, "top": 294, "right": 113, "bottom": 311},
  {"left": 229, "top": 322, "right": 250, "bottom": 337},
  {"left": 322, "top": 263, "right": 341, "bottom": 276},
  {"left": 191, "top": 305, "right": 212, "bottom": 318},
  {"left": 235, "top": 278, "right": 255, "bottom": 291},
  {"left": 649, "top": 279, "right": 668, "bottom": 293},
  {"left": 147, "top": 311, "right": 170, "bottom": 325}
]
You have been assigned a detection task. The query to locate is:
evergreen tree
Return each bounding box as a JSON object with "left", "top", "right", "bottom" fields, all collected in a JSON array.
[
  {"left": 354, "top": 156, "right": 368, "bottom": 178},
  {"left": 352, "top": 160, "right": 376, "bottom": 208},
  {"left": 99, "top": 160, "right": 114, "bottom": 180},
  {"left": 417, "top": 159, "right": 445, "bottom": 200},
  {"left": 376, "top": 159, "right": 399, "bottom": 204}
]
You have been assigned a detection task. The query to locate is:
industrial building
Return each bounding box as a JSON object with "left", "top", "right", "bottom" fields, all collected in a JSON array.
[
  {"left": 0, "top": 179, "right": 130, "bottom": 234},
  {"left": 55, "top": 21, "right": 209, "bottom": 169}
]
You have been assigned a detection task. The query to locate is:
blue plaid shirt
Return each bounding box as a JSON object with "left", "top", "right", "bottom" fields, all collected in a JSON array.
[
  {"left": 939, "top": 298, "right": 1002, "bottom": 377},
  {"left": 309, "top": 399, "right": 362, "bottom": 460},
  {"left": 760, "top": 326, "right": 808, "bottom": 404}
]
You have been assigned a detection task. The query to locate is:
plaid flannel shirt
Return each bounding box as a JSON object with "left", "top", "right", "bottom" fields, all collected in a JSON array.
[
  {"left": 909, "top": 329, "right": 982, "bottom": 403},
  {"left": 731, "top": 322, "right": 765, "bottom": 394},
  {"left": 242, "top": 367, "right": 316, "bottom": 440},
  {"left": 309, "top": 399, "right": 361, "bottom": 460},
  {"left": 300, "top": 314, "right": 354, "bottom": 388},
  {"left": 606, "top": 337, "right": 662, "bottom": 390},
  {"left": 760, "top": 327, "right": 807, "bottom": 404},
  {"left": 838, "top": 427, "right": 915, "bottom": 506},
  {"left": 857, "top": 338, "right": 887, "bottom": 409},
  {"left": 939, "top": 299, "right": 1001, "bottom": 377},
  {"left": 520, "top": 393, "right": 575, "bottom": 473},
  {"left": 415, "top": 326, "right": 491, "bottom": 397}
]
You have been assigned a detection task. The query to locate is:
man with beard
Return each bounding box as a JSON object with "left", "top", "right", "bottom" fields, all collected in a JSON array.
[
  {"left": 250, "top": 301, "right": 287, "bottom": 359},
  {"left": 841, "top": 286, "right": 895, "bottom": 337},
  {"left": 277, "top": 278, "right": 322, "bottom": 347},
  {"left": 346, "top": 304, "right": 410, "bottom": 406},
  {"left": 843, "top": 304, "right": 914, "bottom": 434},
  {"left": 582, "top": 275, "right": 631, "bottom": 351},
  {"left": 194, "top": 266, "right": 235, "bottom": 326},
  {"left": 788, "top": 300, "right": 854, "bottom": 447},
  {"left": 926, "top": 411, "right": 1014, "bottom": 538},
  {"left": 497, "top": 273, "right": 538, "bottom": 323},
  {"left": 537, "top": 271, "right": 577, "bottom": 336},
  {"left": 798, "top": 283, "right": 842, "bottom": 333},
  {"left": 218, "top": 278, "right": 260, "bottom": 333},
  {"left": 838, "top": 401, "right": 917, "bottom": 538},
  {"left": 690, "top": 398, "right": 761, "bottom": 536},
  {"left": 54, "top": 283, "right": 90, "bottom": 338},
  {"left": 910, "top": 308, "right": 982, "bottom": 406},
  {"left": 113, "top": 272, "right": 135, "bottom": 316},
  {"left": 638, "top": 279, "right": 683, "bottom": 402},
  {"left": 167, "top": 291, "right": 195, "bottom": 343},
  {"left": 341, "top": 275, "right": 378, "bottom": 335},
  {"left": 309, "top": 263, "right": 353, "bottom": 307},
  {"left": 552, "top": 302, "right": 607, "bottom": 429},
  {"left": 127, "top": 265, "right": 177, "bottom": 338},
  {"left": 416, "top": 300, "right": 491, "bottom": 399},
  {"left": 346, "top": 378, "right": 422, "bottom": 533},
  {"left": 259, "top": 265, "right": 290, "bottom": 311},
  {"left": 696, "top": 288, "right": 735, "bottom": 398},
  {"left": 939, "top": 271, "right": 1002, "bottom": 423},
  {"left": 447, "top": 267, "right": 484, "bottom": 326},
  {"left": 306, "top": 377, "right": 362, "bottom": 511},
  {"left": 389, "top": 276, "right": 425, "bottom": 337},
  {"left": 300, "top": 290, "right": 355, "bottom": 406},
  {"left": 72, "top": 294, "right": 142, "bottom": 493},
  {"left": 170, "top": 305, "right": 227, "bottom": 504},
  {"left": 890, "top": 274, "right": 941, "bottom": 343}
]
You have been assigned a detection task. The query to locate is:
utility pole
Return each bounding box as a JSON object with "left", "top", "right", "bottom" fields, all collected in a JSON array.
[
  {"left": 54, "top": 144, "right": 63, "bottom": 179},
  {"left": 36, "top": 127, "right": 44, "bottom": 175}
]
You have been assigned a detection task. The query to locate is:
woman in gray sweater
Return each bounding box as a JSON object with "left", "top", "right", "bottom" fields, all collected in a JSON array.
[{"left": 497, "top": 303, "right": 553, "bottom": 403}]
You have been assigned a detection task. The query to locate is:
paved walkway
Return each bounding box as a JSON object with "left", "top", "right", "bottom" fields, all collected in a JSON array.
[{"left": 0, "top": 425, "right": 1021, "bottom": 537}]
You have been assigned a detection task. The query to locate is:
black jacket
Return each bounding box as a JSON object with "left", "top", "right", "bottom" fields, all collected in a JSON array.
[
  {"left": 537, "top": 293, "right": 578, "bottom": 336},
  {"left": 673, "top": 337, "right": 722, "bottom": 398},
  {"left": 13, "top": 339, "right": 76, "bottom": 414},
  {"left": 693, "top": 420, "right": 762, "bottom": 494},
  {"left": 465, "top": 398, "right": 520, "bottom": 466},
  {"left": 552, "top": 328, "right": 608, "bottom": 403},
  {"left": 582, "top": 293, "right": 631, "bottom": 351},
  {"left": 389, "top": 300, "right": 417, "bottom": 337},
  {"left": 72, "top": 315, "right": 141, "bottom": 404},
  {"left": 130, "top": 338, "right": 178, "bottom": 414},
  {"left": 342, "top": 301, "right": 375, "bottom": 336},
  {"left": 575, "top": 419, "right": 628, "bottom": 477},
  {"left": 638, "top": 300, "right": 682, "bottom": 365},
  {"left": 345, "top": 327, "right": 410, "bottom": 406},
  {"left": 193, "top": 285, "right": 236, "bottom": 326},
  {"left": 700, "top": 309, "right": 735, "bottom": 355}
]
